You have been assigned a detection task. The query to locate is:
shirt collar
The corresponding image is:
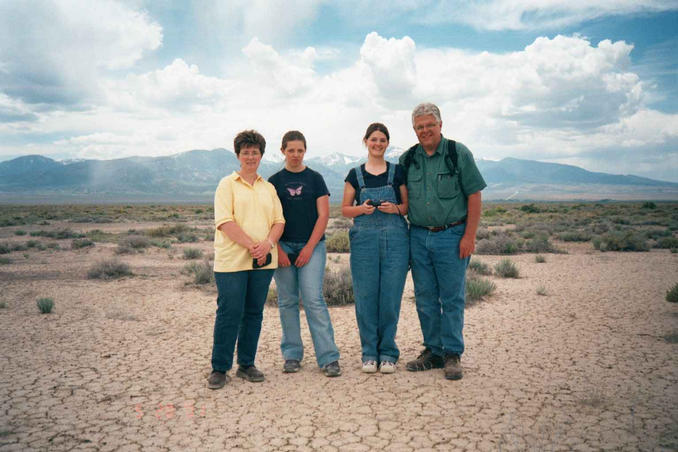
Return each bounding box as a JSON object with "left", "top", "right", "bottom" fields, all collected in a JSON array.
[{"left": 232, "top": 170, "right": 263, "bottom": 184}]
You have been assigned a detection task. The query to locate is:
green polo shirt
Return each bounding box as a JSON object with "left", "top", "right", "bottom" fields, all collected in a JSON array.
[{"left": 399, "top": 136, "right": 486, "bottom": 227}]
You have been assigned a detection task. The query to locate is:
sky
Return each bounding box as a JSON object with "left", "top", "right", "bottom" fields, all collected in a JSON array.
[{"left": 1, "top": 0, "right": 677, "bottom": 182}]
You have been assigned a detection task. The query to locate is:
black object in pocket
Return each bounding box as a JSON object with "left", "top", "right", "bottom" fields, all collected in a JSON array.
[{"left": 253, "top": 253, "right": 272, "bottom": 268}]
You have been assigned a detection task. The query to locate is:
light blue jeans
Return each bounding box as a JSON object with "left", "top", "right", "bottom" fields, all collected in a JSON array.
[
  {"left": 350, "top": 223, "right": 409, "bottom": 363},
  {"left": 274, "top": 240, "right": 340, "bottom": 368},
  {"left": 409, "top": 223, "right": 469, "bottom": 357}
]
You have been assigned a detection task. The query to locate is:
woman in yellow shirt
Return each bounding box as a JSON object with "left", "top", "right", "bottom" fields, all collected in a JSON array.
[{"left": 208, "top": 130, "right": 285, "bottom": 390}]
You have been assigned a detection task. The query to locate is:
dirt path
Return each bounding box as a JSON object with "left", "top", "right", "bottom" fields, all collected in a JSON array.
[{"left": 1, "top": 240, "right": 677, "bottom": 451}]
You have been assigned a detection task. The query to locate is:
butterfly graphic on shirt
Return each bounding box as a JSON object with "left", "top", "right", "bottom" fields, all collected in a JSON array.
[{"left": 286, "top": 186, "right": 303, "bottom": 197}]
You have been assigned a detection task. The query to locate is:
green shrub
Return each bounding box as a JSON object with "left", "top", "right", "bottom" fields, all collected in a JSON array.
[
  {"left": 323, "top": 266, "right": 354, "bottom": 306},
  {"left": 476, "top": 233, "right": 521, "bottom": 255},
  {"left": 494, "top": 258, "right": 519, "bottom": 278},
  {"left": 667, "top": 283, "right": 678, "bottom": 303},
  {"left": 326, "top": 231, "right": 350, "bottom": 253},
  {"left": 151, "top": 239, "right": 172, "bottom": 249},
  {"left": 36, "top": 297, "right": 54, "bottom": 314},
  {"left": 46, "top": 242, "right": 60, "bottom": 250},
  {"left": 266, "top": 287, "right": 278, "bottom": 305},
  {"left": 656, "top": 236, "right": 678, "bottom": 249},
  {"left": 593, "top": 231, "right": 650, "bottom": 252},
  {"left": 183, "top": 248, "right": 204, "bottom": 260},
  {"left": 468, "top": 259, "right": 492, "bottom": 275},
  {"left": 465, "top": 276, "right": 496, "bottom": 305},
  {"left": 147, "top": 224, "right": 190, "bottom": 238},
  {"left": 535, "top": 254, "right": 546, "bottom": 263},
  {"left": 0, "top": 243, "right": 10, "bottom": 254},
  {"left": 30, "top": 228, "right": 83, "bottom": 239},
  {"left": 72, "top": 238, "right": 95, "bottom": 249},
  {"left": 177, "top": 232, "right": 199, "bottom": 243},
  {"left": 642, "top": 201, "right": 657, "bottom": 209},
  {"left": 520, "top": 204, "right": 542, "bottom": 213},
  {"left": 557, "top": 231, "right": 592, "bottom": 242},
  {"left": 0, "top": 301, "right": 7, "bottom": 308},
  {"left": 14, "top": 230, "right": 26, "bottom": 236},
  {"left": 183, "top": 261, "right": 213, "bottom": 285},
  {"left": 523, "top": 235, "right": 557, "bottom": 253},
  {"left": 87, "top": 260, "right": 133, "bottom": 280},
  {"left": 536, "top": 285, "right": 547, "bottom": 296},
  {"left": 118, "top": 235, "right": 150, "bottom": 249},
  {"left": 0, "top": 257, "right": 10, "bottom": 265},
  {"left": 475, "top": 228, "right": 490, "bottom": 240},
  {"left": 85, "top": 229, "right": 117, "bottom": 243}
]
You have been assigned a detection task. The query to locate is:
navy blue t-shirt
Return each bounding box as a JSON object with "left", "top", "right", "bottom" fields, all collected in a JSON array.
[
  {"left": 269, "top": 167, "right": 330, "bottom": 243},
  {"left": 344, "top": 162, "right": 406, "bottom": 205}
]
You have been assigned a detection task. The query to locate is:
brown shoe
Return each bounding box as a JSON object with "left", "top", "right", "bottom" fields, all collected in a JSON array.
[
  {"left": 405, "top": 348, "right": 444, "bottom": 371},
  {"left": 236, "top": 365, "right": 265, "bottom": 382},
  {"left": 444, "top": 354, "right": 463, "bottom": 380},
  {"left": 207, "top": 371, "right": 229, "bottom": 389}
]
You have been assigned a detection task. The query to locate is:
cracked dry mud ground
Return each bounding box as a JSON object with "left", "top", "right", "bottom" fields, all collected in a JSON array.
[{"left": 0, "top": 236, "right": 677, "bottom": 451}]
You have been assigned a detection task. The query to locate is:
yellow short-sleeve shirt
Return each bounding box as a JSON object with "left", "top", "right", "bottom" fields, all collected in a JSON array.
[{"left": 214, "top": 171, "right": 285, "bottom": 272}]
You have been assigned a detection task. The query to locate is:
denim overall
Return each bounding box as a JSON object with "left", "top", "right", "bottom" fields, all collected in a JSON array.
[{"left": 349, "top": 163, "right": 409, "bottom": 364}]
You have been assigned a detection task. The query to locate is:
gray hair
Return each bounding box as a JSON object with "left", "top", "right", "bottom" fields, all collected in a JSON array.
[{"left": 411, "top": 102, "right": 442, "bottom": 126}]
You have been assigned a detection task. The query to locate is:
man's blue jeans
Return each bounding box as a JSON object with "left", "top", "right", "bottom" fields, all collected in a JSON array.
[
  {"left": 409, "top": 224, "right": 469, "bottom": 357},
  {"left": 274, "top": 240, "right": 340, "bottom": 368},
  {"left": 211, "top": 269, "right": 274, "bottom": 372}
]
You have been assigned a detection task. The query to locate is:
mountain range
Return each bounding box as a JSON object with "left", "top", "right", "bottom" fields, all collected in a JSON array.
[{"left": 0, "top": 148, "right": 676, "bottom": 203}]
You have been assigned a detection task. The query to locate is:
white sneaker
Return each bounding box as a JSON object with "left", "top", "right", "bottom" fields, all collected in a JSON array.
[
  {"left": 361, "top": 360, "right": 377, "bottom": 373},
  {"left": 380, "top": 361, "right": 396, "bottom": 374}
]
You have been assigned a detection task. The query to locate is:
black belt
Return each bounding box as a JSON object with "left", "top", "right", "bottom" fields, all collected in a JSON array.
[{"left": 416, "top": 219, "right": 465, "bottom": 232}]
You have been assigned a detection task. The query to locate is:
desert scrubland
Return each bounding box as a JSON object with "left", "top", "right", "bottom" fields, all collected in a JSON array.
[{"left": 1, "top": 202, "right": 677, "bottom": 451}]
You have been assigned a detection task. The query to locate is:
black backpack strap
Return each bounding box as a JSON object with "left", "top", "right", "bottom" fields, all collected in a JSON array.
[
  {"left": 401, "top": 144, "right": 419, "bottom": 183},
  {"left": 445, "top": 139, "right": 466, "bottom": 197},
  {"left": 444, "top": 139, "right": 458, "bottom": 174}
]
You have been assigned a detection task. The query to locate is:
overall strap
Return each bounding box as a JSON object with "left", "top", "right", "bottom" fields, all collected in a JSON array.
[
  {"left": 354, "top": 165, "right": 366, "bottom": 189},
  {"left": 386, "top": 161, "right": 396, "bottom": 185}
]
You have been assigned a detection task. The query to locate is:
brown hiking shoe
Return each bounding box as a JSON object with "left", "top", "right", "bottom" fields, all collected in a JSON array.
[
  {"left": 207, "top": 371, "right": 229, "bottom": 389},
  {"left": 444, "top": 354, "right": 463, "bottom": 380},
  {"left": 405, "top": 348, "right": 444, "bottom": 371}
]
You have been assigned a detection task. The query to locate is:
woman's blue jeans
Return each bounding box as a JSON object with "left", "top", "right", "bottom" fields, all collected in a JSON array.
[
  {"left": 211, "top": 269, "right": 274, "bottom": 373},
  {"left": 409, "top": 224, "right": 469, "bottom": 357},
  {"left": 274, "top": 240, "right": 340, "bottom": 368}
]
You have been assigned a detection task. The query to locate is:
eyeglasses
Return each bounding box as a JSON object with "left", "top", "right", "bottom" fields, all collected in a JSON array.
[{"left": 414, "top": 122, "right": 440, "bottom": 132}]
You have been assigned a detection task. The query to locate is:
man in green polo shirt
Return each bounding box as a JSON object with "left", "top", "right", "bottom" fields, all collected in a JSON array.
[{"left": 400, "top": 102, "right": 486, "bottom": 380}]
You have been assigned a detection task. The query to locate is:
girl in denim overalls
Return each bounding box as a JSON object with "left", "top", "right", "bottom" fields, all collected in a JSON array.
[{"left": 341, "top": 123, "right": 409, "bottom": 374}]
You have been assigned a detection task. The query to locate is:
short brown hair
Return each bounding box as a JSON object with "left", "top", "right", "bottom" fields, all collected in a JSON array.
[
  {"left": 281, "top": 130, "right": 306, "bottom": 150},
  {"left": 234, "top": 130, "right": 266, "bottom": 156}
]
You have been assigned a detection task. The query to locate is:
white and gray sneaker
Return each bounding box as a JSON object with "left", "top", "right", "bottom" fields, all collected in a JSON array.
[
  {"left": 362, "top": 360, "right": 378, "bottom": 373},
  {"left": 380, "top": 361, "right": 396, "bottom": 374}
]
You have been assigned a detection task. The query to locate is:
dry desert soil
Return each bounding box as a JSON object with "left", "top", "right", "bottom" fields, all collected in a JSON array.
[{"left": 1, "top": 217, "right": 677, "bottom": 451}]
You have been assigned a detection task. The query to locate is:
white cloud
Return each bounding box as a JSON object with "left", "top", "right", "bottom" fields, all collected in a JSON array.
[
  {"left": 359, "top": 33, "right": 418, "bottom": 105},
  {"left": 0, "top": 0, "right": 162, "bottom": 106},
  {"left": 106, "top": 59, "right": 236, "bottom": 110},
  {"left": 241, "top": 38, "right": 317, "bottom": 96},
  {"left": 1, "top": 29, "right": 677, "bottom": 181}
]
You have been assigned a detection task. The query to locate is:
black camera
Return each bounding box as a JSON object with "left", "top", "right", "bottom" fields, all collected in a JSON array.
[{"left": 367, "top": 200, "right": 382, "bottom": 207}]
